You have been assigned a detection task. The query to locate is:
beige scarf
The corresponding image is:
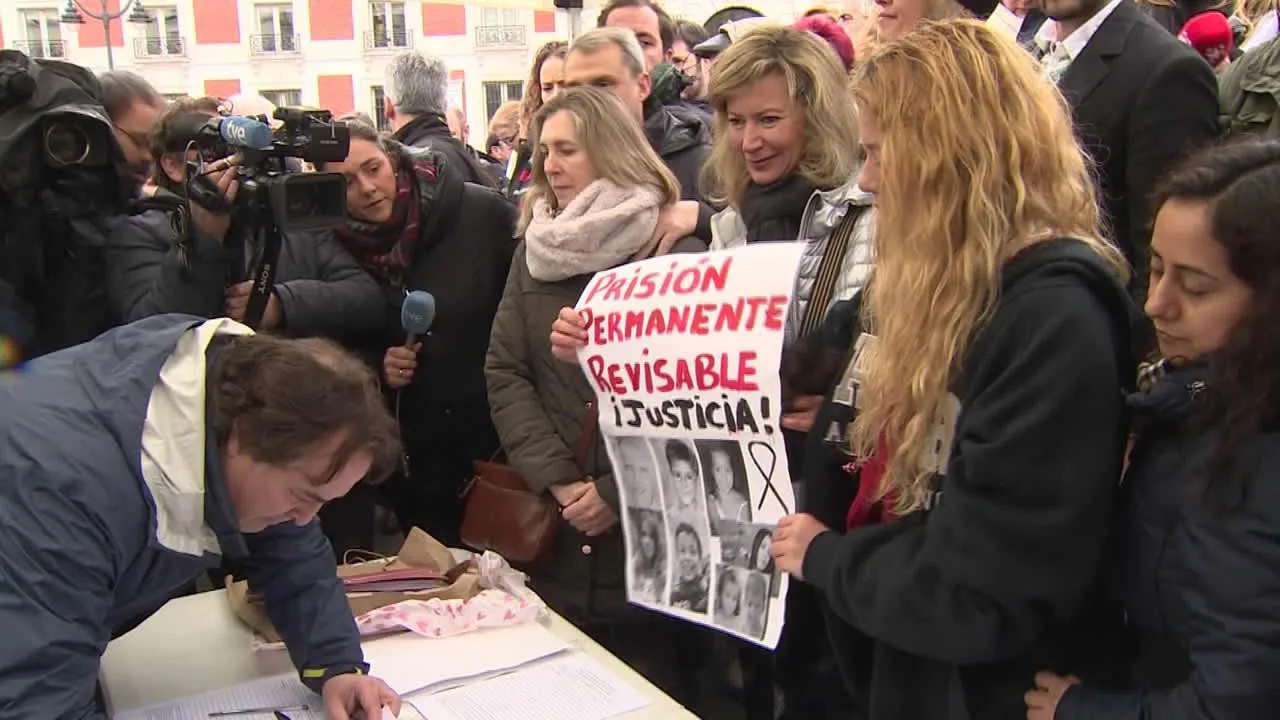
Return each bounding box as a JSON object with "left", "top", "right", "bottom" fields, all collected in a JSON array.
[{"left": 524, "top": 178, "right": 663, "bottom": 282}]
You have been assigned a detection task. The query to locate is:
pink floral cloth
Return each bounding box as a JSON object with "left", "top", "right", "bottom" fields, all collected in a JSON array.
[{"left": 355, "top": 589, "right": 545, "bottom": 638}]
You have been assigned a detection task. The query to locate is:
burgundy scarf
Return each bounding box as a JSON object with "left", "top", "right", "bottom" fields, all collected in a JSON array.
[{"left": 334, "top": 149, "right": 441, "bottom": 284}]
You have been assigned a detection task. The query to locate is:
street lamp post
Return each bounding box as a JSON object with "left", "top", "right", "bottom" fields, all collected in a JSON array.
[{"left": 59, "top": 0, "right": 154, "bottom": 70}]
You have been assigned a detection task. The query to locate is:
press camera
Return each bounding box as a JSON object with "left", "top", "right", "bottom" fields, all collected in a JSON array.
[{"left": 192, "top": 105, "right": 351, "bottom": 233}]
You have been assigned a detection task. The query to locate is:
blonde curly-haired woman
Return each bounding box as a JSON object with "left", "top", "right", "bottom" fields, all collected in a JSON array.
[{"left": 771, "top": 21, "right": 1136, "bottom": 719}]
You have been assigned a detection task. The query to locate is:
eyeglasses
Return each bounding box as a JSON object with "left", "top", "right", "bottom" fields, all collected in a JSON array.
[
  {"left": 672, "top": 54, "right": 700, "bottom": 74},
  {"left": 114, "top": 124, "right": 151, "bottom": 150}
]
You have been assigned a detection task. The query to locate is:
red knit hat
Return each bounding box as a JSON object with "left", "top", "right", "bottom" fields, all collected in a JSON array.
[{"left": 793, "top": 13, "right": 855, "bottom": 71}]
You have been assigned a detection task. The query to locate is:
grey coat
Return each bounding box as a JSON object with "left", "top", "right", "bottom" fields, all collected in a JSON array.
[{"left": 105, "top": 191, "right": 383, "bottom": 342}]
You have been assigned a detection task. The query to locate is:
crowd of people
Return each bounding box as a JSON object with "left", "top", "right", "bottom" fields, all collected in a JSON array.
[{"left": 2, "top": 0, "right": 1279, "bottom": 717}]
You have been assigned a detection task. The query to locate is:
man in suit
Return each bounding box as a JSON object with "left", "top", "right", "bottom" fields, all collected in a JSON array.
[{"left": 1039, "top": 0, "right": 1219, "bottom": 301}]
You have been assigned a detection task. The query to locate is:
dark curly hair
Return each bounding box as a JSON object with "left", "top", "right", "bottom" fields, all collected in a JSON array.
[
  {"left": 1150, "top": 138, "right": 1280, "bottom": 508},
  {"left": 209, "top": 334, "right": 401, "bottom": 486}
]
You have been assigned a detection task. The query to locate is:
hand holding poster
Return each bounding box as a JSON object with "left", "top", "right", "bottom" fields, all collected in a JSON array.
[{"left": 574, "top": 243, "right": 804, "bottom": 649}]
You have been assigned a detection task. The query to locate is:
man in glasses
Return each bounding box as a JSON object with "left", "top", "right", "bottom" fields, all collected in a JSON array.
[
  {"left": 671, "top": 19, "right": 712, "bottom": 116},
  {"left": 98, "top": 70, "right": 167, "bottom": 197}
]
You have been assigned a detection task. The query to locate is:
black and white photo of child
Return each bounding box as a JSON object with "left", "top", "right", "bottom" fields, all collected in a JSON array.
[
  {"left": 656, "top": 439, "right": 706, "bottom": 521},
  {"left": 742, "top": 571, "right": 769, "bottom": 640},
  {"left": 718, "top": 522, "right": 772, "bottom": 568},
  {"left": 611, "top": 435, "right": 661, "bottom": 511},
  {"left": 747, "top": 527, "right": 783, "bottom": 597},
  {"left": 748, "top": 527, "right": 775, "bottom": 575},
  {"left": 625, "top": 508, "right": 667, "bottom": 604},
  {"left": 668, "top": 522, "right": 709, "bottom": 614},
  {"left": 696, "top": 440, "right": 751, "bottom": 530},
  {"left": 712, "top": 564, "right": 743, "bottom": 632}
]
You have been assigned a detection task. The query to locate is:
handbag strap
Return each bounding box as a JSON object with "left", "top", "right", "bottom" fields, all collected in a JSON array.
[
  {"left": 574, "top": 402, "right": 600, "bottom": 473},
  {"left": 797, "top": 205, "right": 864, "bottom": 339}
]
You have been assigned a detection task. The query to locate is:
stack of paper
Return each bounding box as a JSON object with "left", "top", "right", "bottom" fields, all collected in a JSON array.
[
  {"left": 113, "top": 674, "right": 319, "bottom": 720},
  {"left": 407, "top": 654, "right": 651, "bottom": 720},
  {"left": 361, "top": 621, "right": 571, "bottom": 695}
]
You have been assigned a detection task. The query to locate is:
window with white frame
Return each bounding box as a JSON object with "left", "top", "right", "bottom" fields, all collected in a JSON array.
[
  {"left": 141, "top": 6, "right": 183, "bottom": 56},
  {"left": 260, "top": 89, "right": 302, "bottom": 108},
  {"left": 478, "top": 8, "right": 524, "bottom": 27},
  {"left": 255, "top": 3, "right": 297, "bottom": 53},
  {"left": 482, "top": 81, "right": 522, "bottom": 126},
  {"left": 21, "top": 9, "right": 64, "bottom": 59},
  {"left": 370, "top": 1, "right": 408, "bottom": 48},
  {"left": 371, "top": 86, "right": 390, "bottom": 130}
]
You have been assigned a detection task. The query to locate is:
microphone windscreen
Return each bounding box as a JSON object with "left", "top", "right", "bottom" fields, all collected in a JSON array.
[
  {"left": 162, "top": 112, "right": 218, "bottom": 152},
  {"left": 401, "top": 291, "right": 436, "bottom": 336},
  {"left": 217, "top": 116, "right": 274, "bottom": 150},
  {"left": 1180, "top": 12, "right": 1232, "bottom": 65}
]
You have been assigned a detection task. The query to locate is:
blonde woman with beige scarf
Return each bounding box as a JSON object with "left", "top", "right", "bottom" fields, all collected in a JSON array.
[{"left": 484, "top": 86, "right": 715, "bottom": 713}]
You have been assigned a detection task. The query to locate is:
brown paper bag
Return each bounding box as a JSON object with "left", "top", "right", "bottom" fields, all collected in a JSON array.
[{"left": 226, "top": 528, "right": 482, "bottom": 643}]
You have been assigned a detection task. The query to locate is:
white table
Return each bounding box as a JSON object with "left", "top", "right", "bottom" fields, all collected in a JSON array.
[{"left": 99, "top": 590, "right": 696, "bottom": 719}]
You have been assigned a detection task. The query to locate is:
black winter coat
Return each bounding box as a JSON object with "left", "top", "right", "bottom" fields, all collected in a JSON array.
[
  {"left": 800, "top": 240, "right": 1136, "bottom": 719},
  {"left": 103, "top": 189, "right": 383, "bottom": 343},
  {"left": 1057, "top": 361, "right": 1280, "bottom": 719},
  {"left": 372, "top": 147, "right": 517, "bottom": 517},
  {"left": 393, "top": 115, "right": 498, "bottom": 189}
]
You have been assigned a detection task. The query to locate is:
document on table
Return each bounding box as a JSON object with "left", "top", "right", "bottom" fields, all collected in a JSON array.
[
  {"left": 112, "top": 673, "right": 322, "bottom": 720},
  {"left": 360, "top": 621, "right": 571, "bottom": 696},
  {"left": 407, "top": 653, "right": 650, "bottom": 720}
]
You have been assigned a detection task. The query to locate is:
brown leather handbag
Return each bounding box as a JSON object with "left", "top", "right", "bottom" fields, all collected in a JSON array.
[{"left": 460, "top": 403, "right": 599, "bottom": 564}]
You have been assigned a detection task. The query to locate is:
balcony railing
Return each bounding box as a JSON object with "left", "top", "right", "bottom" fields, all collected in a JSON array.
[
  {"left": 250, "top": 33, "right": 300, "bottom": 55},
  {"left": 133, "top": 36, "right": 186, "bottom": 59},
  {"left": 363, "top": 30, "right": 413, "bottom": 50},
  {"left": 13, "top": 39, "right": 66, "bottom": 59},
  {"left": 474, "top": 25, "right": 526, "bottom": 48}
]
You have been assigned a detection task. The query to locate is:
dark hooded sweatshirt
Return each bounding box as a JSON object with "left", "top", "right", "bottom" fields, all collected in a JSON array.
[
  {"left": 642, "top": 101, "right": 718, "bottom": 241},
  {"left": 797, "top": 239, "right": 1137, "bottom": 719}
]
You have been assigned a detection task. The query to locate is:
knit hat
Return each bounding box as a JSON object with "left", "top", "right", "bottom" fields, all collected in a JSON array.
[{"left": 794, "top": 13, "right": 856, "bottom": 71}]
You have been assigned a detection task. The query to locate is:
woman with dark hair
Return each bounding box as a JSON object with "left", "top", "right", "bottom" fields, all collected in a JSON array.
[
  {"left": 1029, "top": 139, "right": 1280, "bottom": 719},
  {"left": 322, "top": 121, "right": 517, "bottom": 548},
  {"left": 749, "top": 528, "right": 775, "bottom": 575}
]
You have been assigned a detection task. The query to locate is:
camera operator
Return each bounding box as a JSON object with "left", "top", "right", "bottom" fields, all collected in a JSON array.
[
  {"left": 103, "top": 100, "right": 383, "bottom": 344},
  {"left": 0, "top": 51, "right": 132, "bottom": 362},
  {"left": 98, "top": 70, "right": 166, "bottom": 197}
]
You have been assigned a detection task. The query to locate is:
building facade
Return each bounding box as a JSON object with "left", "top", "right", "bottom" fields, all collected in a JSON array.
[{"left": 2, "top": 0, "right": 812, "bottom": 145}]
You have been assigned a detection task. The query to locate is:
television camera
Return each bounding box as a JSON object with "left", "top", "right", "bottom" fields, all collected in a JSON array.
[
  {"left": 0, "top": 49, "right": 130, "bottom": 360},
  {"left": 187, "top": 105, "right": 351, "bottom": 233},
  {"left": 184, "top": 106, "right": 352, "bottom": 328}
]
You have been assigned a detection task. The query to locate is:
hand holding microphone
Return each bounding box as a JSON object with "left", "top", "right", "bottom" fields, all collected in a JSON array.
[{"left": 384, "top": 290, "right": 435, "bottom": 389}]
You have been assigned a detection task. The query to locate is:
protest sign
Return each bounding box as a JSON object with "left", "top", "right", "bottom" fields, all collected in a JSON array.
[{"left": 574, "top": 243, "right": 803, "bottom": 649}]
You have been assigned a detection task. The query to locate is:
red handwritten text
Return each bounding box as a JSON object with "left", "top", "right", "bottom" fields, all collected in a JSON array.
[
  {"left": 585, "top": 350, "right": 759, "bottom": 396},
  {"left": 582, "top": 255, "right": 733, "bottom": 305},
  {"left": 583, "top": 295, "right": 788, "bottom": 346}
]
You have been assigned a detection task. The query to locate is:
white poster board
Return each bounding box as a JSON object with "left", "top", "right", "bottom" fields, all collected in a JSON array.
[{"left": 574, "top": 243, "right": 804, "bottom": 649}]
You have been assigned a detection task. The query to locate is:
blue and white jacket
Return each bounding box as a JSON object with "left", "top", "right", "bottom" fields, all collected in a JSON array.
[{"left": 0, "top": 315, "right": 366, "bottom": 719}]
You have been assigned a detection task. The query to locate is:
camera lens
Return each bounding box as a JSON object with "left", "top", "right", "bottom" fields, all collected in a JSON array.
[{"left": 43, "top": 121, "right": 92, "bottom": 167}]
